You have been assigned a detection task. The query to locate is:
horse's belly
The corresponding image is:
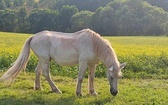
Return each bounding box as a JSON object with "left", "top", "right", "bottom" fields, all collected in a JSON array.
[
  {"left": 51, "top": 49, "right": 79, "bottom": 66},
  {"left": 56, "top": 59, "right": 78, "bottom": 66}
]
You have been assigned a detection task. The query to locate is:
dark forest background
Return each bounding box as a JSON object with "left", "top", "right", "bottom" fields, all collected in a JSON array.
[{"left": 0, "top": 0, "right": 168, "bottom": 36}]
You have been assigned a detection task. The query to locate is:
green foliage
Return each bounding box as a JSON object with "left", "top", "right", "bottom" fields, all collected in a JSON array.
[
  {"left": 52, "top": 0, "right": 113, "bottom": 12},
  {"left": 92, "top": 0, "right": 168, "bottom": 35},
  {"left": 145, "top": 0, "right": 168, "bottom": 12},
  {"left": 29, "top": 9, "right": 59, "bottom": 33},
  {"left": 0, "top": 0, "right": 6, "bottom": 10},
  {"left": 59, "top": 5, "right": 78, "bottom": 32},
  {"left": 0, "top": 9, "right": 18, "bottom": 32},
  {"left": 92, "top": 5, "right": 116, "bottom": 35},
  {"left": 0, "top": 0, "right": 168, "bottom": 35},
  {"left": 0, "top": 52, "right": 16, "bottom": 69},
  {"left": 71, "top": 11, "right": 93, "bottom": 31},
  {"left": 121, "top": 53, "right": 168, "bottom": 79}
]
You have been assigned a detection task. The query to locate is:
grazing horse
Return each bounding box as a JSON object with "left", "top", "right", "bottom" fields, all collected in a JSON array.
[{"left": 0, "top": 29, "right": 125, "bottom": 96}]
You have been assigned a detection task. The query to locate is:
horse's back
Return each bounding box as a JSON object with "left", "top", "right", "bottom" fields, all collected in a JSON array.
[
  {"left": 50, "top": 32, "right": 80, "bottom": 65},
  {"left": 30, "top": 30, "right": 97, "bottom": 65}
]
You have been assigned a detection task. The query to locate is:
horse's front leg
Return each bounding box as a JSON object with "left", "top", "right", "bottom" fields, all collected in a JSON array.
[
  {"left": 76, "top": 61, "right": 87, "bottom": 96},
  {"left": 88, "top": 65, "right": 97, "bottom": 96}
]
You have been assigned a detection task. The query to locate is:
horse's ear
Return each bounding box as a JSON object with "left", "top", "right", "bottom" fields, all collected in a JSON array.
[
  {"left": 120, "top": 63, "right": 126, "bottom": 69},
  {"left": 109, "top": 66, "right": 114, "bottom": 72}
]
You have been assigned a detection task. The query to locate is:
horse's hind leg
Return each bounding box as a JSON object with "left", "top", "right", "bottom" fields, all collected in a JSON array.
[
  {"left": 88, "top": 65, "right": 97, "bottom": 96},
  {"left": 34, "top": 62, "right": 42, "bottom": 90},
  {"left": 40, "top": 59, "right": 62, "bottom": 94}
]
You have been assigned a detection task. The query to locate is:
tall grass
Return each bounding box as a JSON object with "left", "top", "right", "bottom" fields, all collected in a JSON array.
[{"left": 0, "top": 32, "right": 168, "bottom": 79}]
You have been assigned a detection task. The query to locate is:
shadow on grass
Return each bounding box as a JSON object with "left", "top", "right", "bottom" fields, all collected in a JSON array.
[
  {"left": 88, "top": 97, "right": 114, "bottom": 105},
  {"left": 0, "top": 92, "right": 114, "bottom": 105},
  {"left": 0, "top": 95, "right": 76, "bottom": 105}
]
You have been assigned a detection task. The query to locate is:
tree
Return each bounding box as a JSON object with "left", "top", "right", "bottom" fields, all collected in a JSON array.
[
  {"left": 115, "top": 5, "right": 136, "bottom": 35},
  {"left": 70, "top": 11, "right": 93, "bottom": 32},
  {"left": 13, "top": 0, "right": 19, "bottom": 6},
  {"left": 52, "top": 0, "right": 114, "bottom": 12},
  {"left": 101, "top": 6, "right": 116, "bottom": 35},
  {"left": 59, "top": 5, "right": 78, "bottom": 32},
  {"left": 0, "top": 0, "right": 167, "bottom": 35},
  {"left": 92, "top": 7, "right": 104, "bottom": 34},
  {"left": 95, "top": 0, "right": 168, "bottom": 35},
  {"left": 4, "top": 0, "right": 13, "bottom": 8},
  {"left": 29, "top": 9, "right": 59, "bottom": 33},
  {"left": 145, "top": 0, "right": 168, "bottom": 12},
  {"left": 0, "top": 0, "right": 7, "bottom": 10},
  {"left": 163, "top": 22, "right": 168, "bottom": 35},
  {"left": 27, "top": 0, "right": 35, "bottom": 6},
  {"left": 16, "top": 7, "right": 29, "bottom": 33},
  {"left": 92, "top": 6, "right": 116, "bottom": 35},
  {"left": 0, "top": 9, "right": 18, "bottom": 32}
]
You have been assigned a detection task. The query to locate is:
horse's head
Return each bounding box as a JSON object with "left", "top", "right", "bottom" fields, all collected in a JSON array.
[{"left": 106, "top": 63, "right": 126, "bottom": 96}]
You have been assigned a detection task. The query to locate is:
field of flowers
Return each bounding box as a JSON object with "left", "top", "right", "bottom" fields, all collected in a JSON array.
[
  {"left": 107, "top": 36, "right": 168, "bottom": 78},
  {"left": 0, "top": 32, "right": 31, "bottom": 69},
  {"left": 0, "top": 32, "right": 168, "bottom": 79}
]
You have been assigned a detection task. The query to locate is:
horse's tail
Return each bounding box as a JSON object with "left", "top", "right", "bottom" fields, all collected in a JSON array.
[{"left": 0, "top": 36, "right": 33, "bottom": 83}]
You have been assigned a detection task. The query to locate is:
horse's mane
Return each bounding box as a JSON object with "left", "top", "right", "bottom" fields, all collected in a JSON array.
[{"left": 83, "top": 29, "right": 121, "bottom": 77}]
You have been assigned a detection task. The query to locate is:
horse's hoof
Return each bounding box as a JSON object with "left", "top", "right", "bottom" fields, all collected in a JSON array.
[
  {"left": 76, "top": 92, "right": 82, "bottom": 96},
  {"left": 91, "top": 92, "right": 98, "bottom": 96},
  {"left": 90, "top": 91, "right": 98, "bottom": 96},
  {"left": 53, "top": 89, "right": 62, "bottom": 94},
  {"left": 34, "top": 87, "right": 43, "bottom": 91},
  {"left": 56, "top": 90, "right": 62, "bottom": 94}
]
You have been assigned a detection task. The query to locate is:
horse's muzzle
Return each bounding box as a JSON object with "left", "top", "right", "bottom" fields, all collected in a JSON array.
[{"left": 110, "top": 88, "right": 118, "bottom": 96}]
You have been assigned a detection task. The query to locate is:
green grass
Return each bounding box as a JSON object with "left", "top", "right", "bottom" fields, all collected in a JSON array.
[{"left": 0, "top": 72, "right": 168, "bottom": 105}]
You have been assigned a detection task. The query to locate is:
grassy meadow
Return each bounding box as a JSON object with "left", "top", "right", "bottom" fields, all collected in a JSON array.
[
  {"left": 0, "top": 72, "right": 168, "bottom": 105},
  {"left": 0, "top": 32, "right": 168, "bottom": 104}
]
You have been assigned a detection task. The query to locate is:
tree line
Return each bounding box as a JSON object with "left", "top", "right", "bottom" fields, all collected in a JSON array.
[{"left": 0, "top": 0, "right": 168, "bottom": 35}]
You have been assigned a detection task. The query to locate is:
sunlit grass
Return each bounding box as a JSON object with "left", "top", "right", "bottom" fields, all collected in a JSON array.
[{"left": 0, "top": 72, "right": 168, "bottom": 105}]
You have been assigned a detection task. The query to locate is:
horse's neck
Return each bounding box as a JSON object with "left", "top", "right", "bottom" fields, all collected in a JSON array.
[
  {"left": 99, "top": 49, "right": 115, "bottom": 68},
  {"left": 96, "top": 44, "right": 116, "bottom": 68},
  {"left": 91, "top": 33, "right": 118, "bottom": 68}
]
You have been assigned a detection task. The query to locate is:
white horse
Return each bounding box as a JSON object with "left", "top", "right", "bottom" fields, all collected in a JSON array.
[{"left": 0, "top": 29, "right": 125, "bottom": 96}]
